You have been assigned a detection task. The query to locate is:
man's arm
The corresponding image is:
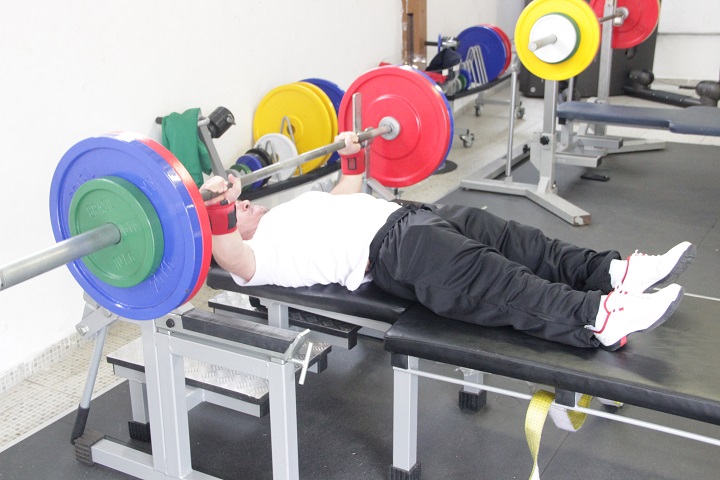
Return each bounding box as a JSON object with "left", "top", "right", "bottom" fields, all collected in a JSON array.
[
  {"left": 331, "top": 173, "right": 364, "bottom": 195},
  {"left": 211, "top": 232, "right": 256, "bottom": 281},
  {"left": 330, "top": 132, "right": 365, "bottom": 195},
  {"left": 201, "top": 175, "right": 256, "bottom": 282}
]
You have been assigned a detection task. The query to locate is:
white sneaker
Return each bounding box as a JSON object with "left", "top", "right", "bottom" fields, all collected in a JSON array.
[
  {"left": 588, "top": 284, "right": 684, "bottom": 351},
  {"left": 616, "top": 241, "right": 696, "bottom": 293}
]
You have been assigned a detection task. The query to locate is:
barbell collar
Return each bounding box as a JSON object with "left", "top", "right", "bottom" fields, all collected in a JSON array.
[
  {"left": 377, "top": 117, "right": 400, "bottom": 140},
  {"left": 0, "top": 223, "right": 120, "bottom": 291}
]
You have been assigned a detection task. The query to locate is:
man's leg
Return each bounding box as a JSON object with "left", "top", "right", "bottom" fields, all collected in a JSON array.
[
  {"left": 432, "top": 204, "right": 619, "bottom": 292},
  {"left": 371, "top": 209, "right": 602, "bottom": 348}
]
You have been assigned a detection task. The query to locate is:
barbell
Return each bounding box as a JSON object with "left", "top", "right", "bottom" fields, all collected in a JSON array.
[
  {"left": 230, "top": 118, "right": 399, "bottom": 191},
  {"left": 0, "top": 65, "right": 453, "bottom": 320},
  {"left": 516, "top": 0, "right": 660, "bottom": 81},
  {"left": 245, "top": 65, "right": 453, "bottom": 189}
]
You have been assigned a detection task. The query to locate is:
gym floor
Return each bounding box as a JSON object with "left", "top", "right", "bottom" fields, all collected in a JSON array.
[{"left": 0, "top": 78, "right": 718, "bottom": 478}]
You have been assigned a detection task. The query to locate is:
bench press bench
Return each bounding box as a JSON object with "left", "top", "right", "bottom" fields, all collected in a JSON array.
[
  {"left": 384, "top": 295, "right": 720, "bottom": 479},
  {"left": 557, "top": 102, "right": 720, "bottom": 137},
  {"left": 207, "top": 266, "right": 415, "bottom": 347},
  {"left": 206, "top": 267, "right": 720, "bottom": 479}
]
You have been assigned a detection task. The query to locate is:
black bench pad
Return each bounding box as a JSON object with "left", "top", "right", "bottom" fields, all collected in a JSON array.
[
  {"left": 206, "top": 266, "right": 413, "bottom": 324},
  {"left": 557, "top": 102, "right": 720, "bottom": 136},
  {"left": 384, "top": 295, "right": 720, "bottom": 425}
]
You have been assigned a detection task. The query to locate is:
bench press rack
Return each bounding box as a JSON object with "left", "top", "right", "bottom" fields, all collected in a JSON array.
[
  {"left": 72, "top": 293, "right": 330, "bottom": 480},
  {"left": 461, "top": 0, "right": 671, "bottom": 226}
]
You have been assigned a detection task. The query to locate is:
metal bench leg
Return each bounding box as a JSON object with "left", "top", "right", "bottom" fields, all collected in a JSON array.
[
  {"left": 267, "top": 360, "right": 300, "bottom": 479},
  {"left": 390, "top": 355, "right": 420, "bottom": 479}
]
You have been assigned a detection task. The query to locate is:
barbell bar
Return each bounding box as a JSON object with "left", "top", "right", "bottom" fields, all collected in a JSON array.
[
  {"left": 528, "top": 34, "right": 558, "bottom": 53},
  {"left": 527, "top": 7, "right": 629, "bottom": 55},
  {"left": 0, "top": 65, "right": 452, "bottom": 321},
  {"left": 0, "top": 224, "right": 120, "bottom": 290},
  {"left": 213, "top": 116, "right": 399, "bottom": 200}
]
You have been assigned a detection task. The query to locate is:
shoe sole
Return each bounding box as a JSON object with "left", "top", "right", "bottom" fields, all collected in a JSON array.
[
  {"left": 602, "top": 285, "right": 685, "bottom": 352},
  {"left": 645, "top": 243, "right": 696, "bottom": 293}
]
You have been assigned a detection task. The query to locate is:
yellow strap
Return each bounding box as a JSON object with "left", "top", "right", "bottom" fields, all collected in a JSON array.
[
  {"left": 567, "top": 393, "right": 592, "bottom": 430},
  {"left": 525, "top": 390, "right": 555, "bottom": 480},
  {"left": 525, "top": 390, "right": 593, "bottom": 480}
]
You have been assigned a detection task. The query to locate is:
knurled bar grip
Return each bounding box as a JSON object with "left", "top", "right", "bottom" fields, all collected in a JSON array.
[
  {"left": 0, "top": 223, "right": 120, "bottom": 290},
  {"left": 200, "top": 122, "right": 396, "bottom": 201}
]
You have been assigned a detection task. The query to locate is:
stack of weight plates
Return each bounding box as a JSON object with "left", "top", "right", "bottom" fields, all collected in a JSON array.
[
  {"left": 252, "top": 78, "right": 344, "bottom": 183},
  {"left": 457, "top": 24, "right": 512, "bottom": 86}
]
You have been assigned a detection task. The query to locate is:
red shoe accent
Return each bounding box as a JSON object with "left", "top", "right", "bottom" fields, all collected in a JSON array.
[
  {"left": 592, "top": 290, "right": 626, "bottom": 334},
  {"left": 620, "top": 251, "right": 646, "bottom": 286}
]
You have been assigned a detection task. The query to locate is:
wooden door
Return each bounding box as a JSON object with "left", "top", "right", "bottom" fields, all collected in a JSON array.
[{"left": 402, "top": 0, "right": 427, "bottom": 65}]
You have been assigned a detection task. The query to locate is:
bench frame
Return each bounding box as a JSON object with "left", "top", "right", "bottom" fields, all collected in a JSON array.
[
  {"left": 73, "top": 298, "right": 317, "bottom": 480},
  {"left": 385, "top": 295, "right": 720, "bottom": 479}
]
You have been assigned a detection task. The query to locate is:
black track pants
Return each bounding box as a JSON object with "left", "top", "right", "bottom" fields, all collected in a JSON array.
[{"left": 369, "top": 205, "right": 621, "bottom": 348}]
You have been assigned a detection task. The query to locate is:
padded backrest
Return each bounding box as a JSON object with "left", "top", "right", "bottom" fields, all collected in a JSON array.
[{"left": 206, "top": 266, "right": 413, "bottom": 324}]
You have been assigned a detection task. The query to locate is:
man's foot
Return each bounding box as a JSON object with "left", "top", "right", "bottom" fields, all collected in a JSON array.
[
  {"left": 615, "top": 241, "right": 696, "bottom": 293},
  {"left": 588, "top": 284, "right": 684, "bottom": 351}
]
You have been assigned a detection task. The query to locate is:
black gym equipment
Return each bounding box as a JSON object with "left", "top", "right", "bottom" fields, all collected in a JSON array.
[{"left": 623, "top": 69, "right": 720, "bottom": 107}]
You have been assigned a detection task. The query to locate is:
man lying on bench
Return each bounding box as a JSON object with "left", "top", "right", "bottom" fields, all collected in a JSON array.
[{"left": 200, "top": 132, "right": 696, "bottom": 351}]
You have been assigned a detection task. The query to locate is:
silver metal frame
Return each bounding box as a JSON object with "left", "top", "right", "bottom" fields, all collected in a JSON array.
[
  {"left": 461, "top": 0, "right": 667, "bottom": 226},
  {"left": 390, "top": 355, "right": 720, "bottom": 477},
  {"left": 75, "top": 300, "right": 312, "bottom": 480}
]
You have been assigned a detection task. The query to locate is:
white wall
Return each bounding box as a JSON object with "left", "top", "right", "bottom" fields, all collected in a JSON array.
[
  {"left": 426, "top": 0, "right": 500, "bottom": 63},
  {"left": 655, "top": 0, "right": 720, "bottom": 80},
  {"left": 0, "top": 0, "right": 401, "bottom": 377}
]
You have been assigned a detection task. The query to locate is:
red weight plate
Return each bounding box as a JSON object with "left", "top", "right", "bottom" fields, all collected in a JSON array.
[
  {"left": 139, "top": 137, "right": 212, "bottom": 304},
  {"left": 484, "top": 24, "right": 512, "bottom": 74},
  {"left": 590, "top": 0, "right": 660, "bottom": 49},
  {"left": 338, "top": 65, "right": 451, "bottom": 188}
]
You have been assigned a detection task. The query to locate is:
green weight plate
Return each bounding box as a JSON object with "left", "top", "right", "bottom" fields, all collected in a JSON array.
[{"left": 69, "top": 176, "right": 164, "bottom": 288}]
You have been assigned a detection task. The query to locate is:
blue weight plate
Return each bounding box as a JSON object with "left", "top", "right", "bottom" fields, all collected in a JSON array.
[
  {"left": 236, "top": 154, "right": 265, "bottom": 190},
  {"left": 300, "top": 78, "right": 345, "bottom": 164},
  {"left": 245, "top": 148, "right": 273, "bottom": 186},
  {"left": 457, "top": 25, "right": 507, "bottom": 83},
  {"left": 413, "top": 69, "right": 455, "bottom": 168},
  {"left": 300, "top": 78, "right": 344, "bottom": 114},
  {"left": 49, "top": 133, "right": 204, "bottom": 320}
]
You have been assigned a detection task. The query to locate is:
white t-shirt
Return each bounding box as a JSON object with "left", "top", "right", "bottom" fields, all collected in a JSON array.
[{"left": 232, "top": 191, "right": 401, "bottom": 291}]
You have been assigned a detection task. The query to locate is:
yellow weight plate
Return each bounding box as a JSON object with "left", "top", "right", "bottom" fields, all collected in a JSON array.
[
  {"left": 253, "top": 82, "right": 336, "bottom": 174},
  {"left": 295, "top": 81, "right": 338, "bottom": 174},
  {"left": 515, "top": 0, "right": 600, "bottom": 81}
]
